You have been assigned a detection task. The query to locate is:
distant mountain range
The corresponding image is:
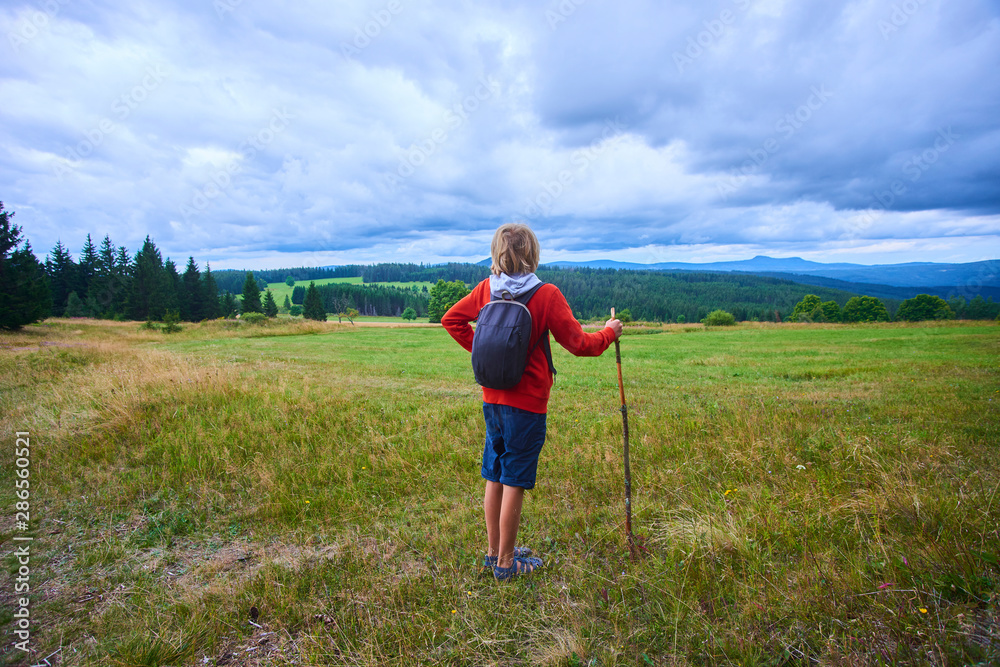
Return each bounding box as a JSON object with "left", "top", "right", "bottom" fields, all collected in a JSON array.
[{"left": 542, "top": 255, "right": 998, "bottom": 287}]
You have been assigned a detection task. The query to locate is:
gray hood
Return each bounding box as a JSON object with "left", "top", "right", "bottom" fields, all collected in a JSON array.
[{"left": 489, "top": 272, "right": 541, "bottom": 298}]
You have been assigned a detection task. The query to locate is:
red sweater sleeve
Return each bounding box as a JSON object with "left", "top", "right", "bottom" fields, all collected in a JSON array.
[
  {"left": 542, "top": 285, "right": 616, "bottom": 357},
  {"left": 441, "top": 279, "right": 490, "bottom": 352}
]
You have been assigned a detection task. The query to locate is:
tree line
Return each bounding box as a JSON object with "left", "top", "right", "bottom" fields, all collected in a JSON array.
[
  {"left": 209, "top": 262, "right": 487, "bottom": 294},
  {"left": 290, "top": 281, "right": 429, "bottom": 318},
  {"left": 788, "top": 292, "right": 998, "bottom": 323},
  {"left": 288, "top": 262, "right": 875, "bottom": 323},
  {"left": 3, "top": 201, "right": 997, "bottom": 330},
  {"left": 2, "top": 203, "right": 229, "bottom": 328},
  {"left": 211, "top": 265, "right": 360, "bottom": 295}
]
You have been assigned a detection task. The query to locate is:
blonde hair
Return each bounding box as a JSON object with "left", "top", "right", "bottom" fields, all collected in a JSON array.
[{"left": 490, "top": 223, "right": 540, "bottom": 276}]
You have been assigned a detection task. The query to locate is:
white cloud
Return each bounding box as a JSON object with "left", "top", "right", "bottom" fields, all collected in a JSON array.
[{"left": 1, "top": 0, "right": 998, "bottom": 268}]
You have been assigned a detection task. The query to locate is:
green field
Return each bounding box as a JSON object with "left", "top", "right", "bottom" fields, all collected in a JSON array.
[
  {"left": 264, "top": 276, "right": 363, "bottom": 305},
  {"left": 264, "top": 277, "right": 432, "bottom": 307},
  {"left": 1, "top": 319, "right": 998, "bottom": 665}
]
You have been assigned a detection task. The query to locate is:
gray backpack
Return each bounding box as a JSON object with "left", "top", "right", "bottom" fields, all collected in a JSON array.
[{"left": 471, "top": 283, "right": 556, "bottom": 389}]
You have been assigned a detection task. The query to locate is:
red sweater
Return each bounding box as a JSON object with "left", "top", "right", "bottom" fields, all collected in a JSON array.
[{"left": 442, "top": 279, "right": 617, "bottom": 414}]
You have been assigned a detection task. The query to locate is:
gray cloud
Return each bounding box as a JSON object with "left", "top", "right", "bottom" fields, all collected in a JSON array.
[{"left": 1, "top": 0, "right": 998, "bottom": 269}]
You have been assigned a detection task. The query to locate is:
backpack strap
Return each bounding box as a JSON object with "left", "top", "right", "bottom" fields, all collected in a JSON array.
[{"left": 514, "top": 283, "right": 557, "bottom": 377}]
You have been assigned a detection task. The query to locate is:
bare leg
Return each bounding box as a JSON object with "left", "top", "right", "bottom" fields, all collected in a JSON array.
[
  {"left": 483, "top": 480, "right": 504, "bottom": 558},
  {"left": 497, "top": 484, "right": 525, "bottom": 568}
]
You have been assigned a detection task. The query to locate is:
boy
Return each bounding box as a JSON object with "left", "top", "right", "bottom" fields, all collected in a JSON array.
[{"left": 441, "top": 223, "right": 622, "bottom": 580}]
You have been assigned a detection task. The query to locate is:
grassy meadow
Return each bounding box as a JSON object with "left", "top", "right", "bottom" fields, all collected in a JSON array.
[{"left": 1, "top": 317, "right": 998, "bottom": 665}]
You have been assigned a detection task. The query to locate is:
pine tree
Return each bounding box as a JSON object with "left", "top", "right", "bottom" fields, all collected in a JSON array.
[
  {"left": 282, "top": 294, "right": 292, "bottom": 311},
  {"left": 263, "top": 289, "right": 279, "bottom": 317},
  {"left": 79, "top": 234, "right": 98, "bottom": 298},
  {"left": 64, "top": 291, "right": 85, "bottom": 317},
  {"left": 948, "top": 296, "right": 965, "bottom": 318},
  {"left": 240, "top": 272, "right": 262, "bottom": 313},
  {"left": 46, "top": 240, "right": 79, "bottom": 317},
  {"left": 0, "top": 203, "right": 51, "bottom": 330},
  {"left": 164, "top": 259, "right": 181, "bottom": 316},
  {"left": 967, "top": 295, "right": 991, "bottom": 320},
  {"left": 83, "top": 293, "right": 101, "bottom": 318},
  {"left": 303, "top": 281, "right": 326, "bottom": 321},
  {"left": 88, "top": 235, "right": 118, "bottom": 317},
  {"left": 181, "top": 257, "right": 203, "bottom": 322},
  {"left": 116, "top": 246, "right": 131, "bottom": 273},
  {"left": 114, "top": 245, "right": 132, "bottom": 316},
  {"left": 127, "top": 236, "right": 167, "bottom": 321},
  {"left": 202, "top": 263, "right": 221, "bottom": 319},
  {"left": 221, "top": 291, "right": 237, "bottom": 318},
  {"left": 162, "top": 309, "right": 182, "bottom": 333}
]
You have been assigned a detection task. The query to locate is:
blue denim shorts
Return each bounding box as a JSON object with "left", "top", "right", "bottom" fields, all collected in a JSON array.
[{"left": 482, "top": 402, "right": 547, "bottom": 490}]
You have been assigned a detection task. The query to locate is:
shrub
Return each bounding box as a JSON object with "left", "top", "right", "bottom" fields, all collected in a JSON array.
[
  {"left": 818, "top": 300, "right": 841, "bottom": 323},
  {"left": 401, "top": 307, "right": 417, "bottom": 321},
  {"left": 842, "top": 296, "right": 890, "bottom": 323},
  {"left": 240, "top": 312, "right": 267, "bottom": 326},
  {"left": 289, "top": 305, "right": 303, "bottom": 317},
  {"left": 702, "top": 309, "right": 736, "bottom": 326},
  {"left": 896, "top": 294, "right": 954, "bottom": 322},
  {"left": 162, "top": 309, "right": 182, "bottom": 334},
  {"left": 617, "top": 308, "right": 633, "bottom": 323},
  {"left": 790, "top": 294, "right": 822, "bottom": 322}
]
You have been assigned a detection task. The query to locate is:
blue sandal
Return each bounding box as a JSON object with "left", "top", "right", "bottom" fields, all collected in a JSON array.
[
  {"left": 484, "top": 546, "right": 532, "bottom": 566},
  {"left": 493, "top": 555, "right": 543, "bottom": 581},
  {"left": 481, "top": 547, "right": 532, "bottom": 573}
]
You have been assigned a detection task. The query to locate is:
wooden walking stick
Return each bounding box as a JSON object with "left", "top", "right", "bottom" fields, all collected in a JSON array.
[{"left": 611, "top": 308, "right": 638, "bottom": 561}]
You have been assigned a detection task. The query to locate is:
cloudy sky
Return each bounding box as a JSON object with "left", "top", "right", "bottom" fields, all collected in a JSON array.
[{"left": 2, "top": 0, "right": 999, "bottom": 270}]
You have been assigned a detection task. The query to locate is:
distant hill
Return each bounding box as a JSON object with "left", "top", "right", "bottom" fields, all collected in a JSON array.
[
  {"left": 749, "top": 272, "right": 1000, "bottom": 302},
  {"left": 545, "top": 256, "right": 1000, "bottom": 292},
  {"left": 547, "top": 256, "right": 862, "bottom": 273}
]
